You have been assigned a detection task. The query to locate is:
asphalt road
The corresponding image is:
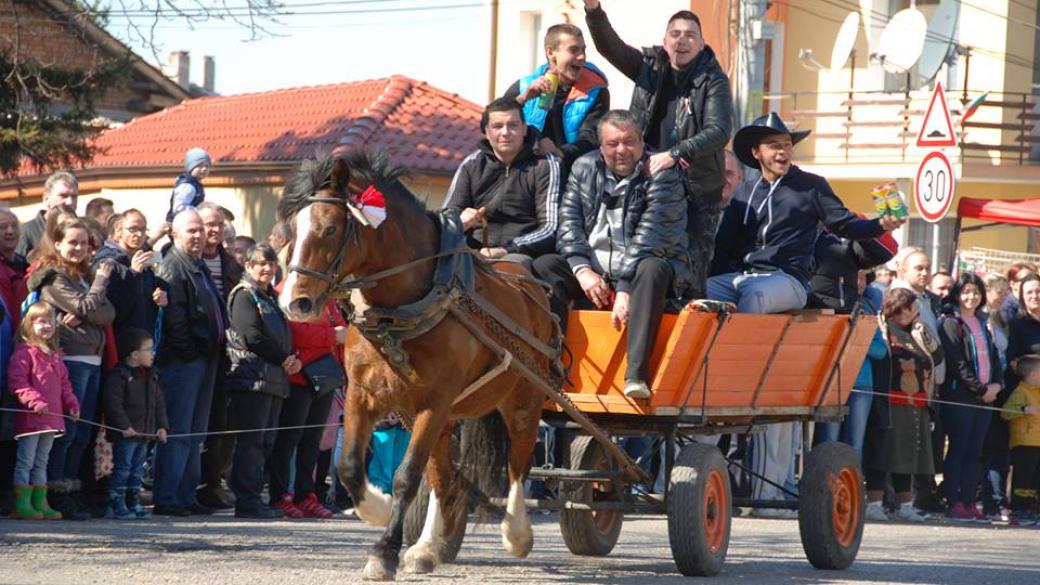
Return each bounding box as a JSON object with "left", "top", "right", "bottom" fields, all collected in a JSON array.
[{"left": 1, "top": 512, "right": 1038, "bottom": 584}]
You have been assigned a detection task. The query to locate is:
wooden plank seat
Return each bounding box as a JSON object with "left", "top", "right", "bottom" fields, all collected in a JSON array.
[{"left": 545, "top": 308, "right": 877, "bottom": 421}]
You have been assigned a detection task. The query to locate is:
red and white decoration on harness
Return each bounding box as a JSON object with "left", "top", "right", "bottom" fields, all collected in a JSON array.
[{"left": 347, "top": 185, "right": 387, "bottom": 229}]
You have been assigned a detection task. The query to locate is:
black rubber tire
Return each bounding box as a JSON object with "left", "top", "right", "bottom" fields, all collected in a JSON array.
[
  {"left": 798, "top": 441, "right": 864, "bottom": 570},
  {"left": 667, "top": 442, "right": 731, "bottom": 577},
  {"left": 402, "top": 477, "right": 466, "bottom": 564},
  {"left": 559, "top": 435, "right": 623, "bottom": 556}
]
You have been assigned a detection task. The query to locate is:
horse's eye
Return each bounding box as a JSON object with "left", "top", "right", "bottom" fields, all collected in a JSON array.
[{"left": 322, "top": 225, "right": 336, "bottom": 238}]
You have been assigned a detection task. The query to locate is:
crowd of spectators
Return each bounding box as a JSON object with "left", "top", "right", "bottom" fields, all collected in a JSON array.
[{"left": 1, "top": 0, "right": 1038, "bottom": 531}]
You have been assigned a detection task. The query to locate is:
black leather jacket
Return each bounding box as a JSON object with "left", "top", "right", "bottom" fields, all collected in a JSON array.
[
  {"left": 557, "top": 151, "right": 691, "bottom": 296},
  {"left": 225, "top": 278, "right": 292, "bottom": 398},
  {"left": 156, "top": 247, "right": 225, "bottom": 365},
  {"left": 586, "top": 5, "right": 733, "bottom": 204}
]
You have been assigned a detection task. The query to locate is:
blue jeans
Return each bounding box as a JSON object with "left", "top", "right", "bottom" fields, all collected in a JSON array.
[
  {"left": 111, "top": 440, "right": 149, "bottom": 492},
  {"left": 813, "top": 387, "right": 873, "bottom": 463},
  {"left": 153, "top": 356, "right": 218, "bottom": 508},
  {"left": 47, "top": 361, "right": 101, "bottom": 482},
  {"left": 707, "top": 271, "right": 808, "bottom": 314},
  {"left": 14, "top": 432, "right": 56, "bottom": 485},
  {"left": 942, "top": 401, "right": 992, "bottom": 505}
]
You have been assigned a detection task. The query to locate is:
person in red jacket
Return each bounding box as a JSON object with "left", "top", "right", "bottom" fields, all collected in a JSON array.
[{"left": 269, "top": 284, "right": 347, "bottom": 519}]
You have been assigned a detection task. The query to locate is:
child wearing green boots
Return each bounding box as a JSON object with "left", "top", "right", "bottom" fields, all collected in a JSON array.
[
  {"left": 8, "top": 302, "right": 80, "bottom": 520},
  {"left": 102, "top": 328, "right": 168, "bottom": 519}
]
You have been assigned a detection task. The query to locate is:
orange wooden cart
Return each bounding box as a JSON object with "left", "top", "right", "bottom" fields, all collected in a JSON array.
[{"left": 527, "top": 305, "right": 876, "bottom": 577}]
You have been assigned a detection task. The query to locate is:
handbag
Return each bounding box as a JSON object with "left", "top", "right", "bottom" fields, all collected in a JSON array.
[{"left": 302, "top": 353, "right": 346, "bottom": 395}]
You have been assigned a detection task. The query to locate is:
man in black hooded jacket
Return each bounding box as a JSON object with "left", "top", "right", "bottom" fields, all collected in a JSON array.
[
  {"left": 583, "top": 0, "right": 733, "bottom": 299},
  {"left": 442, "top": 98, "right": 562, "bottom": 269}
]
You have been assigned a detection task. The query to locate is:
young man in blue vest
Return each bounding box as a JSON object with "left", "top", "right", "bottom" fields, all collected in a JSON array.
[{"left": 503, "top": 23, "right": 609, "bottom": 169}]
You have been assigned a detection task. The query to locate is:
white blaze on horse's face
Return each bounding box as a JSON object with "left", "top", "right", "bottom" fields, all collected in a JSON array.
[{"left": 278, "top": 203, "right": 313, "bottom": 317}]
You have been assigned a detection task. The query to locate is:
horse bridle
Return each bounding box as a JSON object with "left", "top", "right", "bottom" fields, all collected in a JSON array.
[{"left": 287, "top": 193, "right": 363, "bottom": 306}]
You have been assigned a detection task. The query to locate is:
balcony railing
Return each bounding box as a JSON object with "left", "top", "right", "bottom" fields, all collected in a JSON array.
[{"left": 764, "top": 89, "right": 1040, "bottom": 166}]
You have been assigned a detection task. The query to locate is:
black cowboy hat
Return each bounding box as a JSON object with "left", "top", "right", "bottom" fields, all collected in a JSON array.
[{"left": 732, "top": 112, "right": 811, "bottom": 169}]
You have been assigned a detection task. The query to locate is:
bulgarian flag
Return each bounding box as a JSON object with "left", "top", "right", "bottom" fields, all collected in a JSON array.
[{"left": 960, "top": 91, "right": 989, "bottom": 126}]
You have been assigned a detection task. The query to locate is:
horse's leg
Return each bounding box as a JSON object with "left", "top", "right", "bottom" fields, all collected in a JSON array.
[
  {"left": 402, "top": 426, "right": 454, "bottom": 574},
  {"left": 499, "top": 395, "right": 541, "bottom": 558},
  {"left": 337, "top": 387, "right": 391, "bottom": 528},
  {"left": 363, "top": 407, "right": 445, "bottom": 582}
]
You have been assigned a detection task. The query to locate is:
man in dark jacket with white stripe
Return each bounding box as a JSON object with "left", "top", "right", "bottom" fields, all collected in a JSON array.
[
  {"left": 442, "top": 98, "right": 561, "bottom": 269},
  {"left": 533, "top": 110, "right": 688, "bottom": 399}
]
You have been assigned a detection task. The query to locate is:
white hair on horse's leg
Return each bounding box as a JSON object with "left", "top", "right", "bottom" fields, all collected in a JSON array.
[
  {"left": 403, "top": 488, "right": 444, "bottom": 574},
  {"left": 278, "top": 204, "right": 311, "bottom": 313},
  {"left": 500, "top": 479, "right": 533, "bottom": 558},
  {"left": 355, "top": 481, "right": 392, "bottom": 527}
]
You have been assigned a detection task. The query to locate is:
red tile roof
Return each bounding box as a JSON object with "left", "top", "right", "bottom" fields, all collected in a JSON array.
[{"left": 90, "top": 75, "right": 482, "bottom": 175}]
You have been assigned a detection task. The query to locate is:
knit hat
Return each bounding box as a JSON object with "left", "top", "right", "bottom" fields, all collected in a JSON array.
[{"left": 185, "top": 147, "right": 212, "bottom": 173}]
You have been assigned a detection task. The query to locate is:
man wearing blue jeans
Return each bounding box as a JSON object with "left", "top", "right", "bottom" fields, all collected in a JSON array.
[
  {"left": 709, "top": 113, "right": 902, "bottom": 516},
  {"left": 154, "top": 210, "right": 226, "bottom": 516}
]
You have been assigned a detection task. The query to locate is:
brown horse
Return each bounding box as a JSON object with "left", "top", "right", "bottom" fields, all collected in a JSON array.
[{"left": 277, "top": 150, "right": 556, "bottom": 581}]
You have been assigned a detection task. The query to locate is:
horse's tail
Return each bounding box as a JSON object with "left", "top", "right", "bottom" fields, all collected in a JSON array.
[{"left": 449, "top": 411, "right": 510, "bottom": 525}]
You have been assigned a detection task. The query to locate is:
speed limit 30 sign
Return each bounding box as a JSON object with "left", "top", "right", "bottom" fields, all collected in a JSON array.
[{"left": 914, "top": 151, "right": 956, "bottom": 223}]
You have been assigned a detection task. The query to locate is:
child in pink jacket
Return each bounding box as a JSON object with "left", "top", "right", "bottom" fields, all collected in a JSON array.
[{"left": 8, "top": 302, "right": 79, "bottom": 520}]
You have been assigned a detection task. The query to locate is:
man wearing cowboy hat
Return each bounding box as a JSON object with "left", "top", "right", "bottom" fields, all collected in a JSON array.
[
  {"left": 709, "top": 112, "right": 903, "bottom": 313},
  {"left": 708, "top": 113, "right": 902, "bottom": 514}
]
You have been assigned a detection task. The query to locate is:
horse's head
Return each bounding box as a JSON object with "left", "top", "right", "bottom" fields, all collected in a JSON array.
[{"left": 278, "top": 154, "right": 372, "bottom": 320}]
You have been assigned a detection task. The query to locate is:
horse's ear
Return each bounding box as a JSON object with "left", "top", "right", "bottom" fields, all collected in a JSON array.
[{"left": 331, "top": 156, "right": 351, "bottom": 196}]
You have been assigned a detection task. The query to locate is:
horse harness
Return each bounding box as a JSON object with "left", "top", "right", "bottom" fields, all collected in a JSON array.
[{"left": 287, "top": 194, "right": 648, "bottom": 484}]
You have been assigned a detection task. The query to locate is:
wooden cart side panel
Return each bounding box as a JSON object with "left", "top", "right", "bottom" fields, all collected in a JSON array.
[{"left": 815, "top": 316, "right": 879, "bottom": 409}]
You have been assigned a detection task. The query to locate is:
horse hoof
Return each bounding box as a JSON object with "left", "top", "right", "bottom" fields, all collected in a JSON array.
[
  {"left": 362, "top": 556, "right": 396, "bottom": 581},
  {"left": 403, "top": 544, "right": 440, "bottom": 574},
  {"left": 501, "top": 521, "right": 534, "bottom": 559}
]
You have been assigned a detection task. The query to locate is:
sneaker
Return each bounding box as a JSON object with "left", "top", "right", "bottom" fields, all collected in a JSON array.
[
  {"left": 235, "top": 506, "right": 283, "bottom": 519},
  {"left": 895, "top": 503, "right": 928, "bottom": 522},
  {"left": 197, "top": 487, "right": 235, "bottom": 510},
  {"left": 945, "top": 502, "right": 974, "bottom": 522},
  {"left": 1009, "top": 511, "right": 1038, "bottom": 527},
  {"left": 988, "top": 507, "right": 1010, "bottom": 523},
  {"left": 971, "top": 505, "right": 992, "bottom": 524},
  {"left": 296, "top": 493, "right": 333, "bottom": 519},
  {"left": 865, "top": 501, "right": 888, "bottom": 522},
  {"left": 623, "top": 380, "right": 651, "bottom": 400},
  {"left": 273, "top": 493, "right": 305, "bottom": 519}
]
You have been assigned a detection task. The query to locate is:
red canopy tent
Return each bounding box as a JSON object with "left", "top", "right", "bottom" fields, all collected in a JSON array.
[
  {"left": 956, "top": 197, "right": 1040, "bottom": 227},
  {"left": 952, "top": 197, "right": 1040, "bottom": 268}
]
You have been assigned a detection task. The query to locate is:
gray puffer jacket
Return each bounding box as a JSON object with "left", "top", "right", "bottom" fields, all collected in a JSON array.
[{"left": 557, "top": 151, "right": 691, "bottom": 296}]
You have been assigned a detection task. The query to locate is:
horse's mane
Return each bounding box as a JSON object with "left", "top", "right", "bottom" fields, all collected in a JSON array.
[{"left": 278, "top": 148, "right": 422, "bottom": 220}]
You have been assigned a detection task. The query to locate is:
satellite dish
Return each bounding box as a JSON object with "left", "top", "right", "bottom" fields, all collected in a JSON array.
[
  {"left": 830, "top": 12, "right": 861, "bottom": 71},
  {"left": 918, "top": 0, "right": 961, "bottom": 82},
  {"left": 875, "top": 8, "right": 928, "bottom": 74}
]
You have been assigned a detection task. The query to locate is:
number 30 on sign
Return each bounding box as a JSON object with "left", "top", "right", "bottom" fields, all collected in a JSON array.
[{"left": 914, "top": 151, "right": 956, "bottom": 223}]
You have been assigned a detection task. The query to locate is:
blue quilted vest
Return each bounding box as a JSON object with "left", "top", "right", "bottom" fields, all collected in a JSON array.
[{"left": 519, "top": 62, "right": 608, "bottom": 144}]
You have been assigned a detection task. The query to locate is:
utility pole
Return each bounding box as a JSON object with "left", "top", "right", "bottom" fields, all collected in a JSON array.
[{"left": 488, "top": 0, "right": 500, "bottom": 102}]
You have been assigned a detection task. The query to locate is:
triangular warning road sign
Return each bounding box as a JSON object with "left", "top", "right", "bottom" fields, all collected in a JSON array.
[{"left": 917, "top": 82, "right": 957, "bottom": 148}]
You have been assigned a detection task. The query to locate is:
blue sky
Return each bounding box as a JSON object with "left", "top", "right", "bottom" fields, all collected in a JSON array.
[{"left": 106, "top": 0, "right": 491, "bottom": 103}]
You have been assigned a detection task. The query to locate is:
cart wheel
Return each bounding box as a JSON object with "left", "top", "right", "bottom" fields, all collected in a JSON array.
[
  {"left": 403, "top": 477, "right": 466, "bottom": 564},
  {"left": 559, "top": 435, "right": 623, "bottom": 556},
  {"left": 667, "top": 443, "right": 731, "bottom": 577},
  {"left": 798, "top": 442, "right": 864, "bottom": 570}
]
